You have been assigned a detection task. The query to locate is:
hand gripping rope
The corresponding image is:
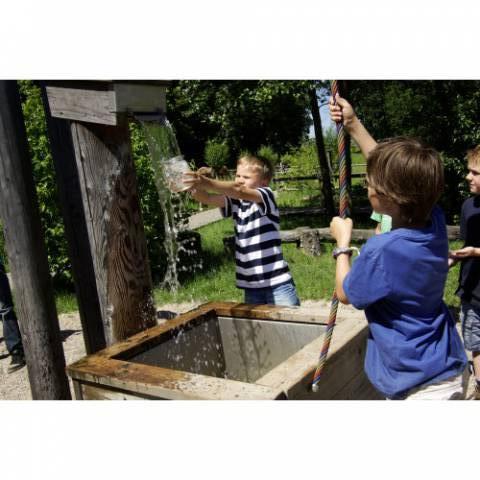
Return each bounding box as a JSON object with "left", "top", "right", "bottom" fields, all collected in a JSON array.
[{"left": 311, "top": 80, "right": 351, "bottom": 393}]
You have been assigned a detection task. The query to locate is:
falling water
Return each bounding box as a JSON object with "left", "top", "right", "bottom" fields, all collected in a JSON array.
[{"left": 137, "top": 113, "right": 201, "bottom": 291}]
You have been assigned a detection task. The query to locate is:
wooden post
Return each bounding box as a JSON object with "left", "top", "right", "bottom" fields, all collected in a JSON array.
[
  {"left": 39, "top": 84, "right": 106, "bottom": 354},
  {"left": 0, "top": 81, "right": 71, "bottom": 399},
  {"left": 69, "top": 116, "right": 156, "bottom": 345},
  {"left": 309, "top": 88, "right": 335, "bottom": 217}
]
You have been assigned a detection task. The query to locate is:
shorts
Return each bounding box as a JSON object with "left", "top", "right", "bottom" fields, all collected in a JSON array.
[
  {"left": 244, "top": 280, "right": 300, "bottom": 307},
  {"left": 460, "top": 301, "right": 480, "bottom": 352},
  {"left": 397, "top": 371, "right": 467, "bottom": 400}
]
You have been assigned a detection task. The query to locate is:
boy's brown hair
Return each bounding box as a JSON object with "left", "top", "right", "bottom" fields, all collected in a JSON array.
[
  {"left": 367, "top": 137, "right": 444, "bottom": 224},
  {"left": 466, "top": 145, "right": 480, "bottom": 167},
  {"left": 238, "top": 154, "right": 274, "bottom": 182}
]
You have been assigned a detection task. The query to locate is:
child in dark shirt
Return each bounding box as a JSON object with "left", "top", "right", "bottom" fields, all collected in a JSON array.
[{"left": 449, "top": 145, "right": 480, "bottom": 399}]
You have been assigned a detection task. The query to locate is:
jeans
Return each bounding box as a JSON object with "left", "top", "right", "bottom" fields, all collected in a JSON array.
[
  {"left": 244, "top": 280, "right": 300, "bottom": 307},
  {"left": 0, "top": 261, "right": 23, "bottom": 354}
]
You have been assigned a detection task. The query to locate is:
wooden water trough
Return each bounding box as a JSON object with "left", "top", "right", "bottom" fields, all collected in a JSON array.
[{"left": 67, "top": 302, "right": 381, "bottom": 400}]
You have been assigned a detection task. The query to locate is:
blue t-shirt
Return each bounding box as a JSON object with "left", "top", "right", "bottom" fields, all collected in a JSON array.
[{"left": 343, "top": 206, "right": 467, "bottom": 398}]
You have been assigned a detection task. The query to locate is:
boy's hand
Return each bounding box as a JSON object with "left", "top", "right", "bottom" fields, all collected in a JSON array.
[
  {"left": 449, "top": 246, "right": 478, "bottom": 259},
  {"left": 447, "top": 251, "right": 458, "bottom": 268},
  {"left": 330, "top": 217, "right": 353, "bottom": 247},
  {"left": 329, "top": 94, "right": 357, "bottom": 128},
  {"left": 182, "top": 171, "right": 206, "bottom": 191},
  {"left": 196, "top": 166, "right": 213, "bottom": 177}
]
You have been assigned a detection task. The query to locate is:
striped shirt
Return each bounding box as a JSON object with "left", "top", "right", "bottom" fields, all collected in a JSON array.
[{"left": 221, "top": 187, "right": 292, "bottom": 289}]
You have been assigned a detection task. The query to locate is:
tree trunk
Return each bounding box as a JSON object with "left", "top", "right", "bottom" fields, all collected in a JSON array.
[
  {"left": 0, "top": 81, "right": 71, "bottom": 399},
  {"left": 340, "top": 81, "right": 352, "bottom": 193},
  {"left": 40, "top": 84, "right": 106, "bottom": 354},
  {"left": 309, "top": 88, "right": 335, "bottom": 217}
]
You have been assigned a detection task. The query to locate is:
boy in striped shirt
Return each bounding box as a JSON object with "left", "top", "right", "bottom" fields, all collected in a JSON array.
[{"left": 184, "top": 154, "right": 300, "bottom": 306}]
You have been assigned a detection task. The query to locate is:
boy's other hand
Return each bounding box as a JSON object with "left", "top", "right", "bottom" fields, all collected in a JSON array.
[
  {"left": 329, "top": 94, "right": 356, "bottom": 128},
  {"left": 330, "top": 217, "right": 353, "bottom": 247}
]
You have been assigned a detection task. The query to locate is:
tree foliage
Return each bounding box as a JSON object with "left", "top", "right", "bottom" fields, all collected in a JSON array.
[
  {"left": 166, "top": 80, "right": 313, "bottom": 166},
  {"left": 347, "top": 80, "right": 480, "bottom": 220}
]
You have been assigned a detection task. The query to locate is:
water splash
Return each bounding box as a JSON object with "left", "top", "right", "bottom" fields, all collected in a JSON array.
[{"left": 137, "top": 114, "right": 202, "bottom": 291}]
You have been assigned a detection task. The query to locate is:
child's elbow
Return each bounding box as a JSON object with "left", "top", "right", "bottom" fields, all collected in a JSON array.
[{"left": 337, "top": 290, "right": 350, "bottom": 305}]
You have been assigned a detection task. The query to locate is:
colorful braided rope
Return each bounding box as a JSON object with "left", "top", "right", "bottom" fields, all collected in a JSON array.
[{"left": 311, "top": 80, "right": 350, "bottom": 393}]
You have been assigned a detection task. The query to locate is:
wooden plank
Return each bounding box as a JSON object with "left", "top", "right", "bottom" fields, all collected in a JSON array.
[
  {"left": 80, "top": 383, "right": 156, "bottom": 400},
  {"left": 210, "top": 301, "right": 330, "bottom": 324},
  {"left": 82, "top": 304, "right": 217, "bottom": 359},
  {"left": 68, "top": 357, "right": 282, "bottom": 400},
  {"left": 46, "top": 86, "right": 117, "bottom": 125},
  {"left": 225, "top": 225, "right": 461, "bottom": 249},
  {"left": 0, "top": 81, "right": 71, "bottom": 399}
]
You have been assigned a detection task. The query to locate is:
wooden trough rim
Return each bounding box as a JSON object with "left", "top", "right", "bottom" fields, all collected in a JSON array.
[{"left": 67, "top": 302, "right": 368, "bottom": 400}]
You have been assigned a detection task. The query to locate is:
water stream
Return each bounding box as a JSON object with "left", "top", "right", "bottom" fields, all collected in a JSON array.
[{"left": 137, "top": 114, "right": 201, "bottom": 291}]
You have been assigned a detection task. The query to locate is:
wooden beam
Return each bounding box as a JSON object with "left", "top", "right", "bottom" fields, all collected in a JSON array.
[
  {"left": 69, "top": 115, "right": 157, "bottom": 344},
  {"left": 45, "top": 82, "right": 167, "bottom": 125},
  {"left": 0, "top": 81, "right": 71, "bottom": 399},
  {"left": 40, "top": 84, "right": 106, "bottom": 354},
  {"left": 224, "top": 224, "right": 461, "bottom": 251}
]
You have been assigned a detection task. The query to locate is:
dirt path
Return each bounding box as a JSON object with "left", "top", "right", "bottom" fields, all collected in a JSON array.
[{"left": 1, "top": 300, "right": 476, "bottom": 400}]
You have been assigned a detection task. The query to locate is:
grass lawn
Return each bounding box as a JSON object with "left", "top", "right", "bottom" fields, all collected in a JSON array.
[
  {"left": 54, "top": 182, "right": 463, "bottom": 315},
  {"left": 152, "top": 219, "right": 463, "bottom": 309}
]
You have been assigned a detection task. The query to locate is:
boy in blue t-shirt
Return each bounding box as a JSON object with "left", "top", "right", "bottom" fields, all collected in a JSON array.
[
  {"left": 329, "top": 94, "right": 467, "bottom": 399},
  {"left": 449, "top": 145, "right": 480, "bottom": 399}
]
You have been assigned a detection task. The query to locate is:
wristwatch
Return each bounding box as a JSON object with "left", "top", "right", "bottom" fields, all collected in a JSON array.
[{"left": 332, "top": 246, "right": 359, "bottom": 259}]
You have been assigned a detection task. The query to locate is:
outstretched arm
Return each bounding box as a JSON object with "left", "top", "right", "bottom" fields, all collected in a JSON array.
[
  {"left": 329, "top": 94, "right": 377, "bottom": 158},
  {"left": 189, "top": 188, "right": 226, "bottom": 208},
  {"left": 184, "top": 173, "right": 263, "bottom": 203}
]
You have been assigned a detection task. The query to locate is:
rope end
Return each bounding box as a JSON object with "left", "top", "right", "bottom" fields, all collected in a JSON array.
[{"left": 311, "top": 383, "right": 319, "bottom": 393}]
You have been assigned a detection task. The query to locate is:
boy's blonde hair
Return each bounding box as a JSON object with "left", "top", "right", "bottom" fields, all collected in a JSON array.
[
  {"left": 238, "top": 154, "right": 274, "bottom": 182},
  {"left": 367, "top": 137, "right": 444, "bottom": 225},
  {"left": 466, "top": 145, "right": 480, "bottom": 167}
]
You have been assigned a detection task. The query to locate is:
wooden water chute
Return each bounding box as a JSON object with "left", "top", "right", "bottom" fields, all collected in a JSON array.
[{"left": 43, "top": 81, "right": 169, "bottom": 348}]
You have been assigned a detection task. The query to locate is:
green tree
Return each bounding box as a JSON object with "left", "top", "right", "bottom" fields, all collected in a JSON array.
[
  {"left": 347, "top": 80, "right": 480, "bottom": 220},
  {"left": 166, "top": 80, "right": 313, "bottom": 167}
]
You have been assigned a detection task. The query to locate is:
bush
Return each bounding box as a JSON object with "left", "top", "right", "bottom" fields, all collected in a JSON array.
[
  {"left": 280, "top": 140, "right": 319, "bottom": 176},
  {"left": 256, "top": 145, "right": 279, "bottom": 169},
  {"left": 204, "top": 140, "right": 230, "bottom": 172}
]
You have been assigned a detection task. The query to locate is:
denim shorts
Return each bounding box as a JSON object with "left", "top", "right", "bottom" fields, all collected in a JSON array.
[
  {"left": 244, "top": 280, "right": 300, "bottom": 307},
  {"left": 460, "top": 301, "right": 480, "bottom": 351}
]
